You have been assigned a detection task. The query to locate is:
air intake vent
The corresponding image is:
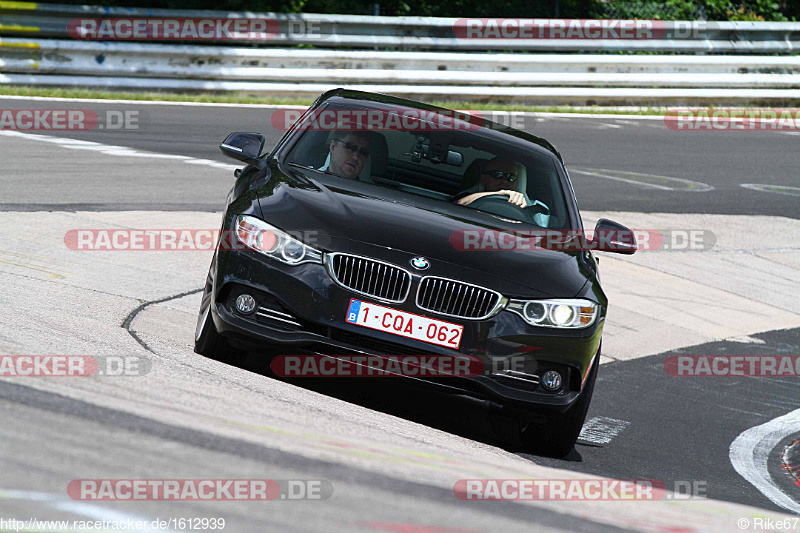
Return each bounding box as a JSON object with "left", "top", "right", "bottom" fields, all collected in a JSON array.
[
  {"left": 326, "top": 253, "right": 411, "bottom": 303},
  {"left": 416, "top": 277, "right": 503, "bottom": 319}
]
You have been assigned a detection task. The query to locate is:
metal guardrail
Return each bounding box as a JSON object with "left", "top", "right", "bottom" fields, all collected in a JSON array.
[
  {"left": 2, "top": 3, "right": 800, "bottom": 104},
  {"left": 3, "top": 39, "right": 800, "bottom": 88}
]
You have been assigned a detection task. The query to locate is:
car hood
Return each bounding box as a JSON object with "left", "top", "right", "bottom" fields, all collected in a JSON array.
[{"left": 257, "top": 169, "right": 590, "bottom": 298}]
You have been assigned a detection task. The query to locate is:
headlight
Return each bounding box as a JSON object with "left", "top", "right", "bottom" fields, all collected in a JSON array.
[
  {"left": 506, "top": 299, "right": 598, "bottom": 329},
  {"left": 235, "top": 215, "right": 322, "bottom": 265}
]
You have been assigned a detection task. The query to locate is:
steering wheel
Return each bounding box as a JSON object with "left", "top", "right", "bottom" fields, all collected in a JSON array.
[{"left": 465, "top": 194, "right": 538, "bottom": 225}]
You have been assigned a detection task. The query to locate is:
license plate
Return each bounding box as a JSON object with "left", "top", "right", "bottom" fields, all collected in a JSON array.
[{"left": 345, "top": 299, "right": 463, "bottom": 350}]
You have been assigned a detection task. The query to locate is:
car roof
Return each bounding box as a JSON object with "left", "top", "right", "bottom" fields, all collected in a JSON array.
[{"left": 310, "top": 88, "right": 564, "bottom": 163}]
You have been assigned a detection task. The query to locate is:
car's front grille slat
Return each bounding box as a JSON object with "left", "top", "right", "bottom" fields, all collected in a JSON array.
[
  {"left": 344, "top": 256, "right": 352, "bottom": 287},
  {"left": 388, "top": 267, "right": 398, "bottom": 300},
  {"left": 455, "top": 285, "right": 467, "bottom": 317},
  {"left": 469, "top": 287, "right": 482, "bottom": 317},
  {"left": 328, "top": 254, "right": 411, "bottom": 303},
  {"left": 350, "top": 257, "right": 358, "bottom": 288},
  {"left": 378, "top": 264, "right": 387, "bottom": 298},
  {"left": 446, "top": 281, "right": 457, "bottom": 314},
  {"left": 392, "top": 270, "right": 402, "bottom": 300},
  {"left": 367, "top": 261, "right": 376, "bottom": 294},
  {"left": 416, "top": 277, "right": 502, "bottom": 320},
  {"left": 465, "top": 287, "right": 476, "bottom": 315},
  {"left": 437, "top": 280, "right": 447, "bottom": 310},
  {"left": 335, "top": 256, "right": 345, "bottom": 280},
  {"left": 478, "top": 291, "right": 490, "bottom": 316},
  {"left": 420, "top": 278, "right": 432, "bottom": 307},
  {"left": 444, "top": 282, "right": 456, "bottom": 314}
]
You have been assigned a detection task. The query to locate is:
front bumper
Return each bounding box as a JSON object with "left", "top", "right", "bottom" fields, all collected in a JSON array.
[{"left": 206, "top": 249, "right": 603, "bottom": 415}]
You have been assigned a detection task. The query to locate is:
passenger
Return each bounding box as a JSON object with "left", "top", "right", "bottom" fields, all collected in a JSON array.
[{"left": 322, "top": 131, "right": 371, "bottom": 179}]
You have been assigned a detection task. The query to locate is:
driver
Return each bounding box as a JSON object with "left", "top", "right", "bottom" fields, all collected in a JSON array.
[
  {"left": 321, "top": 131, "right": 371, "bottom": 179},
  {"left": 455, "top": 157, "right": 527, "bottom": 208}
]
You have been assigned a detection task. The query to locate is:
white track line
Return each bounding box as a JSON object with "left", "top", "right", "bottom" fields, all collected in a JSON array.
[
  {"left": 729, "top": 407, "right": 800, "bottom": 514},
  {"left": 0, "top": 130, "right": 239, "bottom": 171},
  {"left": 578, "top": 416, "right": 631, "bottom": 446},
  {"left": 0, "top": 94, "right": 307, "bottom": 109},
  {"left": 741, "top": 183, "right": 800, "bottom": 197},
  {"left": 570, "top": 168, "right": 714, "bottom": 192}
]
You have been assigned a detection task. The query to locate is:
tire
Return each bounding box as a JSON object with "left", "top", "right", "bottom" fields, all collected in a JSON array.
[
  {"left": 194, "top": 305, "right": 245, "bottom": 366},
  {"left": 488, "top": 408, "right": 524, "bottom": 450},
  {"left": 520, "top": 351, "right": 600, "bottom": 457}
]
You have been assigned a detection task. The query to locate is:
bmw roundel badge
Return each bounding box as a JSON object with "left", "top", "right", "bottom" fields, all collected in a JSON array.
[{"left": 410, "top": 257, "right": 430, "bottom": 270}]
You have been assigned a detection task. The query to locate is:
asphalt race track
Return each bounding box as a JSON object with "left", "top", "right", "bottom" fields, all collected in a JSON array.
[
  {"left": 1, "top": 96, "right": 799, "bottom": 217},
  {"left": 0, "top": 95, "right": 799, "bottom": 532}
]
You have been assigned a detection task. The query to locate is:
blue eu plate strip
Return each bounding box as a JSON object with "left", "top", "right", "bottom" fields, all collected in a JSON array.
[{"left": 346, "top": 300, "right": 362, "bottom": 323}]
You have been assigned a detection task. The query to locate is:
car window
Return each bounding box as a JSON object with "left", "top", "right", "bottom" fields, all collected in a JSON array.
[{"left": 284, "top": 108, "right": 570, "bottom": 229}]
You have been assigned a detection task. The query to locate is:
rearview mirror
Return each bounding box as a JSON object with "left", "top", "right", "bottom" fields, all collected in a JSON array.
[
  {"left": 589, "top": 219, "right": 637, "bottom": 254},
  {"left": 409, "top": 141, "right": 463, "bottom": 166},
  {"left": 220, "top": 132, "right": 266, "bottom": 168}
]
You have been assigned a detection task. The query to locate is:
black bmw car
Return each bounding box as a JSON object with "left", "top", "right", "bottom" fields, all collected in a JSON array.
[{"left": 195, "top": 89, "right": 636, "bottom": 456}]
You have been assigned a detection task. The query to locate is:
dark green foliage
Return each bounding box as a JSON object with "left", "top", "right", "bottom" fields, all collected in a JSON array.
[{"left": 44, "top": 0, "right": 799, "bottom": 20}]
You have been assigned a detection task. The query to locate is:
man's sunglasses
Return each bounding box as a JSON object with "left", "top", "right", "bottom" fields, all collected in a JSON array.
[
  {"left": 483, "top": 169, "right": 518, "bottom": 183},
  {"left": 334, "top": 139, "right": 370, "bottom": 158}
]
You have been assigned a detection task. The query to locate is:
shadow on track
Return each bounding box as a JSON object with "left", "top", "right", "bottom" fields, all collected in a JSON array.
[{"left": 228, "top": 351, "right": 584, "bottom": 462}]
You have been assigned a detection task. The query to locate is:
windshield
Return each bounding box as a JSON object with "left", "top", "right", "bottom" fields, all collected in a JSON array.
[{"left": 284, "top": 105, "right": 570, "bottom": 229}]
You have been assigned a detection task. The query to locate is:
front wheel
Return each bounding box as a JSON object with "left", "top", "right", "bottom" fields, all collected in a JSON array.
[
  {"left": 520, "top": 351, "right": 600, "bottom": 457},
  {"left": 194, "top": 305, "right": 246, "bottom": 366}
]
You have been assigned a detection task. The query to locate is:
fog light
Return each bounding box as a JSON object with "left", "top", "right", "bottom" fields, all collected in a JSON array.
[
  {"left": 541, "top": 370, "right": 562, "bottom": 391},
  {"left": 235, "top": 294, "right": 257, "bottom": 315}
]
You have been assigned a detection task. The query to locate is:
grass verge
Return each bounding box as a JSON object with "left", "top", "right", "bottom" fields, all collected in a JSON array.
[{"left": 0, "top": 85, "right": 675, "bottom": 115}]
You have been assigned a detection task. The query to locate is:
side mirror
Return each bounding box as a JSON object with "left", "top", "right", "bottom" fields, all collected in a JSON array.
[
  {"left": 220, "top": 132, "right": 266, "bottom": 168},
  {"left": 590, "top": 218, "right": 637, "bottom": 254}
]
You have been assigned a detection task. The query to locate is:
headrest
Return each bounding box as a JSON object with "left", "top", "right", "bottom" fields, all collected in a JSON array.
[
  {"left": 461, "top": 158, "right": 489, "bottom": 190},
  {"left": 366, "top": 132, "right": 389, "bottom": 177},
  {"left": 514, "top": 161, "right": 528, "bottom": 196}
]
